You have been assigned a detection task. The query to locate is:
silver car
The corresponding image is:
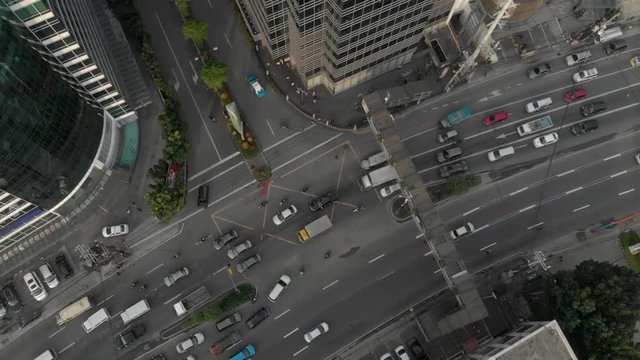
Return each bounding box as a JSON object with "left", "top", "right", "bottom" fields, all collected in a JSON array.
[
  {"left": 236, "top": 254, "right": 261, "bottom": 273},
  {"left": 527, "top": 63, "right": 551, "bottom": 79},
  {"left": 164, "top": 267, "right": 189, "bottom": 286},
  {"left": 227, "top": 240, "right": 252, "bottom": 259},
  {"left": 213, "top": 230, "right": 239, "bottom": 250}
]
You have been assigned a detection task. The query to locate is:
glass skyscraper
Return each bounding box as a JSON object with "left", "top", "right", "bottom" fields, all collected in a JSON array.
[
  {"left": 0, "top": 0, "right": 149, "bottom": 254},
  {"left": 0, "top": 21, "right": 102, "bottom": 245}
]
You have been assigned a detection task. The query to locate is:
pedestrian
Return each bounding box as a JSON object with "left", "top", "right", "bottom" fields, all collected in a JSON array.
[
  {"left": 131, "top": 201, "right": 136, "bottom": 206},
  {"left": 136, "top": 207, "right": 142, "bottom": 212},
  {"left": 125, "top": 209, "right": 130, "bottom": 214}
]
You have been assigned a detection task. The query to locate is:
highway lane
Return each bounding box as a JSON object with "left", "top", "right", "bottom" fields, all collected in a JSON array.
[
  {"left": 457, "top": 167, "right": 640, "bottom": 269},
  {"left": 439, "top": 120, "right": 640, "bottom": 223}
]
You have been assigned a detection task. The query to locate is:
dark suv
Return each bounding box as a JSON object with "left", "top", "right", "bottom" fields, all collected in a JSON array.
[
  {"left": 2, "top": 283, "right": 22, "bottom": 312},
  {"left": 246, "top": 307, "right": 270, "bottom": 329},
  {"left": 309, "top": 192, "right": 335, "bottom": 212},
  {"left": 439, "top": 161, "right": 468, "bottom": 178},
  {"left": 407, "top": 338, "right": 428, "bottom": 359},
  {"left": 55, "top": 254, "right": 73, "bottom": 278},
  {"left": 581, "top": 101, "right": 606, "bottom": 117},
  {"left": 571, "top": 120, "right": 598, "bottom": 136}
]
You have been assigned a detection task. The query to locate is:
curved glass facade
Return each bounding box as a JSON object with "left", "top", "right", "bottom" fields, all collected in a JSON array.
[{"left": 0, "top": 22, "right": 102, "bottom": 211}]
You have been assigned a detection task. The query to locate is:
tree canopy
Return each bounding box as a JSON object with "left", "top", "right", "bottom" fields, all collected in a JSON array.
[
  {"left": 528, "top": 260, "right": 640, "bottom": 360},
  {"left": 182, "top": 20, "right": 208, "bottom": 50},
  {"left": 201, "top": 62, "right": 228, "bottom": 91}
]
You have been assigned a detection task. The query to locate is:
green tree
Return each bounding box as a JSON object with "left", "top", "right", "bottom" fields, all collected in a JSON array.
[
  {"left": 528, "top": 260, "right": 640, "bottom": 360},
  {"left": 145, "top": 186, "right": 183, "bottom": 222},
  {"left": 182, "top": 20, "right": 208, "bottom": 50},
  {"left": 201, "top": 62, "right": 228, "bottom": 91},
  {"left": 176, "top": 0, "right": 191, "bottom": 20}
]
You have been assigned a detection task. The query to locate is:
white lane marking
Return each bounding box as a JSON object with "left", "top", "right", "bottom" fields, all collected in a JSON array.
[
  {"left": 377, "top": 271, "right": 395, "bottom": 280},
  {"left": 275, "top": 309, "right": 291, "bottom": 320},
  {"left": 424, "top": 250, "right": 433, "bottom": 257},
  {"left": 293, "top": 346, "right": 309, "bottom": 357},
  {"left": 273, "top": 133, "right": 343, "bottom": 174},
  {"left": 164, "top": 292, "right": 184, "bottom": 305},
  {"left": 480, "top": 242, "right": 497, "bottom": 251},
  {"left": 573, "top": 204, "right": 591, "bottom": 212},
  {"left": 146, "top": 263, "right": 164, "bottom": 275},
  {"left": 96, "top": 294, "right": 114, "bottom": 307},
  {"left": 284, "top": 327, "right": 299, "bottom": 339},
  {"left": 224, "top": 33, "right": 233, "bottom": 48},
  {"left": 266, "top": 119, "right": 275, "bottom": 136},
  {"left": 474, "top": 224, "right": 489, "bottom": 232},
  {"left": 556, "top": 169, "right": 575, "bottom": 177},
  {"left": 619, "top": 188, "right": 635, "bottom": 195},
  {"left": 611, "top": 170, "right": 628, "bottom": 178},
  {"left": 519, "top": 204, "right": 536, "bottom": 213},
  {"left": 415, "top": 233, "right": 423, "bottom": 239},
  {"left": 509, "top": 187, "right": 528, "bottom": 196},
  {"left": 462, "top": 207, "right": 480, "bottom": 216},
  {"left": 565, "top": 186, "right": 583, "bottom": 195},
  {"left": 604, "top": 153, "right": 621, "bottom": 161},
  {"left": 59, "top": 341, "right": 76, "bottom": 354},
  {"left": 188, "top": 153, "right": 241, "bottom": 182},
  {"left": 213, "top": 266, "right": 227, "bottom": 276},
  {"left": 433, "top": 268, "right": 442, "bottom": 274},
  {"left": 368, "top": 254, "right": 385, "bottom": 264},
  {"left": 322, "top": 280, "right": 339, "bottom": 290},
  {"left": 49, "top": 327, "right": 66, "bottom": 338},
  {"left": 155, "top": 13, "right": 221, "bottom": 160},
  {"left": 527, "top": 222, "right": 544, "bottom": 230}
]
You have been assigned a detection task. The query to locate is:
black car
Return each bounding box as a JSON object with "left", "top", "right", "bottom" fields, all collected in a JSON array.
[
  {"left": 197, "top": 185, "right": 209, "bottom": 208},
  {"left": 216, "top": 311, "right": 241, "bottom": 331},
  {"left": 18, "top": 310, "right": 40, "bottom": 328},
  {"left": 115, "top": 324, "right": 145, "bottom": 349},
  {"left": 439, "top": 161, "right": 468, "bottom": 178},
  {"left": 309, "top": 192, "right": 336, "bottom": 212},
  {"left": 571, "top": 120, "right": 598, "bottom": 136},
  {"left": 581, "top": 101, "right": 606, "bottom": 117},
  {"left": 150, "top": 355, "right": 166, "bottom": 360},
  {"left": 408, "top": 338, "right": 428, "bottom": 359},
  {"left": 55, "top": 253, "right": 73, "bottom": 279},
  {"left": 246, "top": 307, "right": 270, "bottom": 329},
  {"left": 2, "top": 283, "right": 22, "bottom": 312}
]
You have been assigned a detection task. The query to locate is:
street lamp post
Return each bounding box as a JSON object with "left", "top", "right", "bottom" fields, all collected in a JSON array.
[{"left": 226, "top": 264, "right": 239, "bottom": 292}]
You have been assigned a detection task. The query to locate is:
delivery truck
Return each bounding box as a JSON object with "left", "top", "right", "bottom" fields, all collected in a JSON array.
[
  {"left": 298, "top": 215, "right": 333, "bottom": 242},
  {"left": 358, "top": 164, "right": 398, "bottom": 191},
  {"left": 439, "top": 106, "right": 471, "bottom": 128},
  {"left": 517, "top": 115, "right": 553, "bottom": 136}
]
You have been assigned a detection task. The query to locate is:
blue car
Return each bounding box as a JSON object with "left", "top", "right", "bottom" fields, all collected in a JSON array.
[
  {"left": 230, "top": 344, "right": 256, "bottom": 360},
  {"left": 246, "top": 75, "right": 266, "bottom": 98}
]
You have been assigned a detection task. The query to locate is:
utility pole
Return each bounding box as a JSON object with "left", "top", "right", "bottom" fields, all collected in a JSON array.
[{"left": 445, "top": 0, "right": 515, "bottom": 92}]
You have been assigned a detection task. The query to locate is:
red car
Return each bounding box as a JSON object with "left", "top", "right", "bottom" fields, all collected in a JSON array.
[
  {"left": 563, "top": 88, "right": 587, "bottom": 103},
  {"left": 483, "top": 111, "right": 510, "bottom": 126}
]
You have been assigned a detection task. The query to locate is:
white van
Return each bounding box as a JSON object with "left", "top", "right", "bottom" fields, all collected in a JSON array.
[
  {"left": 34, "top": 349, "right": 58, "bottom": 360},
  {"left": 525, "top": 97, "right": 552, "bottom": 113},
  {"left": 360, "top": 151, "right": 389, "bottom": 169},
  {"left": 120, "top": 299, "right": 150, "bottom": 324},
  {"left": 596, "top": 27, "right": 622, "bottom": 43},
  {"left": 82, "top": 307, "right": 110, "bottom": 333}
]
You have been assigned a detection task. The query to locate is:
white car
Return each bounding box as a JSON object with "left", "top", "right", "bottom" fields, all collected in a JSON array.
[
  {"left": 268, "top": 274, "right": 291, "bottom": 302},
  {"left": 102, "top": 224, "right": 129, "bottom": 238},
  {"left": 533, "top": 132, "right": 559, "bottom": 148},
  {"left": 304, "top": 322, "right": 329, "bottom": 343},
  {"left": 449, "top": 222, "right": 475, "bottom": 240},
  {"left": 487, "top": 146, "right": 515, "bottom": 162},
  {"left": 176, "top": 332, "right": 204, "bottom": 353},
  {"left": 394, "top": 345, "right": 410, "bottom": 360},
  {"left": 572, "top": 67, "right": 598, "bottom": 83},
  {"left": 23, "top": 272, "right": 47, "bottom": 301},
  {"left": 164, "top": 267, "right": 190, "bottom": 287},
  {"left": 380, "top": 183, "right": 401, "bottom": 198},
  {"left": 565, "top": 50, "right": 592, "bottom": 66},
  {"left": 38, "top": 263, "right": 59, "bottom": 289},
  {"left": 380, "top": 354, "right": 393, "bottom": 360},
  {"left": 227, "top": 240, "right": 253, "bottom": 259},
  {"left": 273, "top": 205, "right": 298, "bottom": 225}
]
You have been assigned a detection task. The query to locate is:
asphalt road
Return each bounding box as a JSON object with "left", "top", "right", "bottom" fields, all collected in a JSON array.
[{"left": 395, "top": 33, "right": 640, "bottom": 271}]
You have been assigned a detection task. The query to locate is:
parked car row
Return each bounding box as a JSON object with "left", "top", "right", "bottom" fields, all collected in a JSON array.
[{"left": 11, "top": 254, "right": 74, "bottom": 309}]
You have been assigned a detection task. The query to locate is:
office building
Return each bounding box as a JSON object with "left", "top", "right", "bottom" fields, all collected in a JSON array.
[
  {"left": 245, "top": 0, "right": 455, "bottom": 93},
  {"left": 0, "top": 0, "right": 149, "bottom": 253}
]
